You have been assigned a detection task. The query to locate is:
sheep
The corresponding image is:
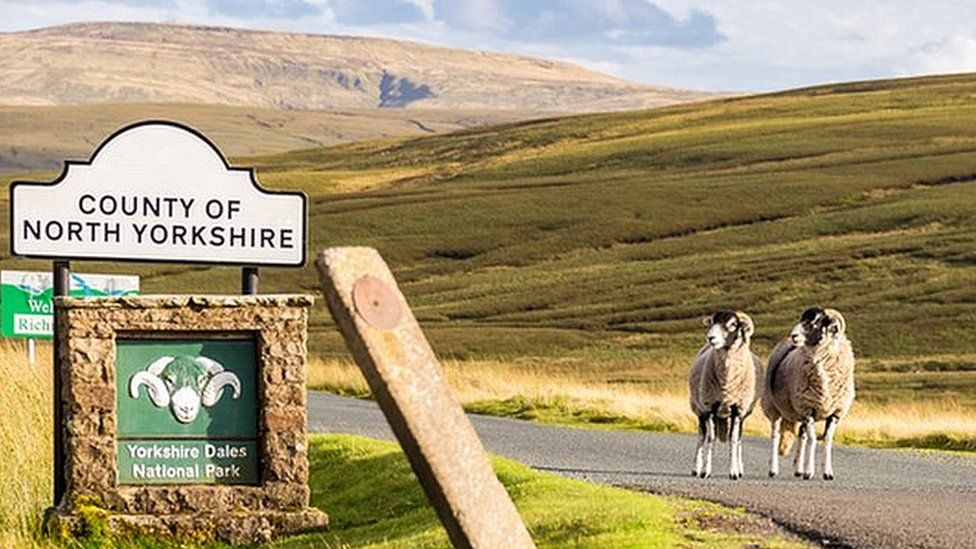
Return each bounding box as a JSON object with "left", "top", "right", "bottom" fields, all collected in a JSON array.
[
  {"left": 689, "top": 311, "right": 764, "bottom": 480},
  {"left": 130, "top": 355, "right": 242, "bottom": 423},
  {"left": 762, "top": 307, "right": 855, "bottom": 480}
]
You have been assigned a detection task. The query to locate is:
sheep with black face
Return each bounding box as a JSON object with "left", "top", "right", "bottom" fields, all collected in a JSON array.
[
  {"left": 689, "top": 311, "right": 764, "bottom": 480},
  {"left": 129, "top": 355, "right": 241, "bottom": 423},
  {"left": 762, "top": 307, "right": 855, "bottom": 480}
]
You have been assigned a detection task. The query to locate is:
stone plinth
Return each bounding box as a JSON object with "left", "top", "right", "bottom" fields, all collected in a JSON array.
[{"left": 48, "top": 294, "right": 328, "bottom": 544}]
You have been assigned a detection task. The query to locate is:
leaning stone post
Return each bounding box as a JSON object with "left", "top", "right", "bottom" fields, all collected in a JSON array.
[{"left": 316, "top": 247, "right": 535, "bottom": 549}]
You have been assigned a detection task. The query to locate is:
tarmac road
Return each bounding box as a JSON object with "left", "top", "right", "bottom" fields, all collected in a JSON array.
[{"left": 308, "top": 392, "right": 976, "bottom": 549}]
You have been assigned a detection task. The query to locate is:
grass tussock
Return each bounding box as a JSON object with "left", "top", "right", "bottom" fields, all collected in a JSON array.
[
  {"left": 309, "top": 357, "right": 976, "bottom": 452},
  {"left": 0, "top": 340, "right": 53, "bottom": 548}
]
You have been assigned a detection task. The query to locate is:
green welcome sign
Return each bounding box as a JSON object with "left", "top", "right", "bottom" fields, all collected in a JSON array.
[
  {"left": 0, "top": 270, "right": 139, "bottom": 339},
  {"left": 116, "top": 338, "right": 259, "bottom": 485}
]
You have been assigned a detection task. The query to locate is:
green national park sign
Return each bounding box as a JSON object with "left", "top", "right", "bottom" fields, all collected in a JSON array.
[
  {"left": 116, "top": 338, "right": 259, "bottom": 485},
  {"left": 0, "top": 270, "right": 139, "bottom": 339}
]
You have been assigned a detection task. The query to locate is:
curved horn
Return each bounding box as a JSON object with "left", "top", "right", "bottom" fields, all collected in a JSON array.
[
  {"left": 146, "top": 355, "right": 175, "bottom": 376},
  {"left": 735, "top": 311, "right": 755, "bottom": 338},
  {"left": 129, "top": 371, "right": 170, "bottom": 408},
  {"left": 824, "top": 308, "right": 846, "bottom": 334},
  {"left": 194, "top": 356, "right": 224, "bottom": 375},
  {"left": 201, "top": 371, "right": 241, "bottom": 407}
]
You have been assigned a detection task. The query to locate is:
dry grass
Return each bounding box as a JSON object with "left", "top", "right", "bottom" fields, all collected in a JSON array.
[
  {"left": 0, "top": 340, "right": 53, "bottom": 548},
  {"left": 309, "top": 355, "right": 695, "bottom": 429},
  {"left": 308, "top": 357, "right": 976, "bottom": 450},
  {"left": 841, "top": 401, "right": 976, "bottom": 449}
]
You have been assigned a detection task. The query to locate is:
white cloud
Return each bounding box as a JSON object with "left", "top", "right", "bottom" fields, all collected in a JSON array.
[
  {"left": 404, "top": 0, "right": 434, "bottom": 21},
  {"left": 897, "top": 36, "right": 976, "bottom": 76},
  {"left": 437, "top": 0, "right": 508, "bottom": 33}
]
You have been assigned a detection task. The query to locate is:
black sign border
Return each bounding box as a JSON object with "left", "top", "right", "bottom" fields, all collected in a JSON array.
[{"left": 8, "top": 119, "right": 308, "bottom": 268}]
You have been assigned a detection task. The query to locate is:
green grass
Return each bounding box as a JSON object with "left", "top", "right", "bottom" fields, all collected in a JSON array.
[
  {"left": 463, "top": 396, "right": 685, "bottom": 433},
  {"left": 275, "top": 434, "right": 800, "bottom": 548},
  {"left": 4, "top": 73, "right": 976, "bottom": 408}
]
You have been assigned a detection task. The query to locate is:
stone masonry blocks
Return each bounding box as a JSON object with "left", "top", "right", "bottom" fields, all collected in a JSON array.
[{"left": 50, "top": 294, "right": 327, "bottom": 543}]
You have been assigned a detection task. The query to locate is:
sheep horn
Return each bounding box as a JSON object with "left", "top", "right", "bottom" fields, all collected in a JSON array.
[
  {"left": 824, "top": 309, "right": 846, "bottom": 334},
  {"left": 735, "top": 311, "right": 755, "bottom": 338},
  {"left": 201, "top": 371, "right": 241, "bottom": 407},
  {"left": 146, "top": 355, "right": 175, "bottom": 376},
  {"left": 129, "top": 371, "right": 171, "bottom": 408}
]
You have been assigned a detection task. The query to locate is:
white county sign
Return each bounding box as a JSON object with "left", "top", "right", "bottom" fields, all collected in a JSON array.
[{"left": 9, "top": 121, "right": 306, "bottom": 266}]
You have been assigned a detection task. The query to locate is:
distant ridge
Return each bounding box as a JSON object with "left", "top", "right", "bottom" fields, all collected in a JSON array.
[{"left": 0, "top": 22, "right": 719, "bottom": 112}]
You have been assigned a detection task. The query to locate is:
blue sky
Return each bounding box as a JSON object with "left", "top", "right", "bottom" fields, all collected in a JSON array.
[{"left": 3, "top": 0, "right": 976, "bottom": 92}]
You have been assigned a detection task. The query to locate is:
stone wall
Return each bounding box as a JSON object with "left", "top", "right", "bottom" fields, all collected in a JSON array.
[{"left": 50, "top": 294, "right": 327, "bottom": 543}]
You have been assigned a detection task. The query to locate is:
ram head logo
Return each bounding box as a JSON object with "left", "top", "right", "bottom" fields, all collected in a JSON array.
[{"left": 129, "top": 355, "right": 241, "bottom": 423}]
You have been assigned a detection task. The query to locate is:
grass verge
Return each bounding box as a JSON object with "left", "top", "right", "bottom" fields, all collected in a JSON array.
[
  {"left": 279, "top": 434, "right": 803, "bottom": 548},
  {"left": 308, "top": 358, "right": 976, "bottom": 453}
]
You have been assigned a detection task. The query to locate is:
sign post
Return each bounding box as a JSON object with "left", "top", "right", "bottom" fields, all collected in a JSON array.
[
  {"left": 242, "top": 266, "right": 259, "bottom": 295},
  {"left": 52, "top": 260, "right": 68, "bottom": 507},
  {"left": 8, "top": 120, "right": 319, "bottom": 544}
]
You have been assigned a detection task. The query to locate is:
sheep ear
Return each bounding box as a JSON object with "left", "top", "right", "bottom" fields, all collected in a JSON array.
[
  {"left": 701, "top": 315, "right": 713, "bottom": 328},
  {"left": 735, "top": 311, "right": 755, "bottom": 338}
]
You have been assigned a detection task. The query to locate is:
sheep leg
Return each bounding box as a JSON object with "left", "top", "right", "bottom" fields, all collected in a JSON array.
[
  {"left": 728, "top": 406, "right": 741, "bottom": 480},
  {"left": 803, "top": 415, "right": 817, "bottom": 480},
  {"left": 823, "top": 414, "right": 838, "bottom": 480},
  {"left": 737, "top": 430, "right": 745, "bottom": 478},
  {"left": 693, "top": 413, "right": 708, "bottom": 477},
  {"left": 702, "top": 413, "right": 716, "bottom": 479},
  {"left": 769, "top": 417, "right": 781, "bottom": 477},
  {"left": 793, "top": 422, "right": 807, "bottom": 477}
]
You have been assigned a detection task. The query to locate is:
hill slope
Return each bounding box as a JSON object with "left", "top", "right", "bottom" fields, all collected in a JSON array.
[
  {"left": 4, "top": 74, "right": 976, "bottom": 407},
  {"left": 0, "top": 22, "right": 715, "bottom": 112},
  {"left": 0, "top": 103, "right": 539, "bottom": 176}
]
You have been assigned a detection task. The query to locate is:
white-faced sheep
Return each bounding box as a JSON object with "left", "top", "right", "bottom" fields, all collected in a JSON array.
[
  {"left": 689, "top": 311, "right": 764, "bottom": 480},
  {"left": 762, "top": 307, "right": 855, "bottom": 480}
]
